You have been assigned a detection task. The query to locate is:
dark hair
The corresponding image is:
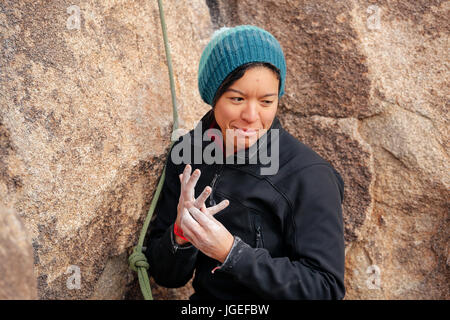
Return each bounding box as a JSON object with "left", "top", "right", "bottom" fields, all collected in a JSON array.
[{"left": 211, "top": 62, "right": 281, "bottom": 108}]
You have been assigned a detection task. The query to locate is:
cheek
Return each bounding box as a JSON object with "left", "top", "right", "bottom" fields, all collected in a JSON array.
[
  {"left": 261, "top": 108, "right": 277, "bottom": 128},
  {"left": 215, "top": 106, "right": 238, "bottom": 127}
]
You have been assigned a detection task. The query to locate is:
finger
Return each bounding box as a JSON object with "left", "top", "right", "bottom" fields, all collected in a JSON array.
[
  {"left": 180, "top": 210, "right": 196, "bottom": 229},
  {"left": 180, "top": 208, "right": 200, "bottom": 242},
  {"left": 181, "top": 166, "right": 193, "bottom": 199},
  {"left": 186, "top": 203, "right": 211, "bottom": 226},
  {"left": 208, "top": 199, "right": 230, "bottom": 215},
  {"left": 179, "top": 174, "right": 183, "bottom": 183},
  {"left": 194, "top": 186, "right": 211, "bottom": 209},
  {"left": 186, "top": 168, "right": 201, "bottom": 193},
  {"left": 181, "top": 165, "right": 192, "bottom": 186},
  {"left": 188, "top": 205, "right": 223, "bottom": 234}
]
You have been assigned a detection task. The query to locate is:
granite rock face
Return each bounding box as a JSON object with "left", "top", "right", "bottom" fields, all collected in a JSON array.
[
  {"left": 0, "top": 205, "right": 37, "bottom": 299},
  {"left": 0, "top": 0, "right": 208, "bottom": 299},
  {"left": 1, "top": 0, "right": 448, "bottom": 300}
]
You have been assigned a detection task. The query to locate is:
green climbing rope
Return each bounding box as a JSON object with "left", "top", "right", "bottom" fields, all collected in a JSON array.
[{"left": 128, "top": 0, "right": 179, "bottom": 300}]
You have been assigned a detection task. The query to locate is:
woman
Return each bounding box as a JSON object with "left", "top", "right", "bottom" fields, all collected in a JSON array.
[{"left": 146, "top": 25, "right": 346, "bottom": 300}]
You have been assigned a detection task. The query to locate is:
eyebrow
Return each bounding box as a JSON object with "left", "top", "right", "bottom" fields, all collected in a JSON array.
[{"left": 225, "top": 88, "right": 277, "bottom": 98}]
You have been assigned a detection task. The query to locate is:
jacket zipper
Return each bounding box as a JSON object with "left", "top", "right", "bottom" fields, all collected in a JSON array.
[
  {"left": 209, "top": 166, "right": 223, "bottom": 206},
  {"left": 253, "top": 214, "right": 264, "bottom": 248},
  {"left": 255, "top": 226, "right": 263, "bottom": 248}
]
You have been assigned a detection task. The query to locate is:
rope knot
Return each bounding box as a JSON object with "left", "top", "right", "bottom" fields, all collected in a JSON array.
[{"left": 128, "top": 247, "right": 149, "bottom": 272}]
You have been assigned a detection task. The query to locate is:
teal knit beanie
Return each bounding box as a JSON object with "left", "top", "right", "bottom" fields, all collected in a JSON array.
[{"left": 198, "top": 25, "right": 286, "bottom": 106}]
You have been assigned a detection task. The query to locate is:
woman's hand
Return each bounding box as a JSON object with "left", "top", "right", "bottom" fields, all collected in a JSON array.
[
  {"left": 181, "top": 202, "right": 234, "bottom": 263},
  {"left": 175, "top": 165, "right": 230, "bottom": 248}
]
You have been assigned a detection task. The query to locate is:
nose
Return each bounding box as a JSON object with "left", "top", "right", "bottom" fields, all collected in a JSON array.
[{"left": 241, "top": 100, "right": 258, "bottom": 123}]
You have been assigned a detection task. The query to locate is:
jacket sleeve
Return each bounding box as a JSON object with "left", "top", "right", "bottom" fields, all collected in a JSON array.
[
  {"left": 145, "top": 152, "right": 198, "bottom": 288},
  {"left": 218, "top": 164, "right": 346, "bottom": 299}
]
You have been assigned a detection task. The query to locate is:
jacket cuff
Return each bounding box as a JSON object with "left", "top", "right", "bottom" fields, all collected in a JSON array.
[
  {"left": 169, "top": 223, "right": 196, "bottom": 254},
  {"left": 215, "top": 236, "right": 249, "bottom": 273}
]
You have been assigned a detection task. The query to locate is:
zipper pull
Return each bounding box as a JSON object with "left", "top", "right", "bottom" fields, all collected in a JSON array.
[
  {"left": 209, "top": 173, "right": 218, "bottom": 206},
  {"left": 254, "top": 215, "right": 264, "bottom": 248},
  {"left": 256, "top": 226, "right": 262, "bottom": 247}
]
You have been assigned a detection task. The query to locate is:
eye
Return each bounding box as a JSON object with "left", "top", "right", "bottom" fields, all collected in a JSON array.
[
  {"left": 262, "top": 100, "right": 273, "bottom": 105},
  {"left": 230, "top": 97, "right": 244, "bottom": 102}
]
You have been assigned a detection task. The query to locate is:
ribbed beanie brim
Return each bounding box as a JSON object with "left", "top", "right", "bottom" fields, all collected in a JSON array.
[{"left": 198, "top": 25, "right": 286, "bottom": 106}]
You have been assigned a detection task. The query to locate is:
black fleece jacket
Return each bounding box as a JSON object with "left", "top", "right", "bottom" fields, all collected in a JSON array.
[{"left": 145, "top": 110, "right": 346, "bottom": 300}]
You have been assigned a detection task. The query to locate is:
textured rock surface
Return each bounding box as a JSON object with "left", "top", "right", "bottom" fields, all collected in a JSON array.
[
  {"left": 0, "top": 0, "right": 208, "bottom": 299},
  {"left": 0, "top": 205, "right": 37, "bottom": 299},
  {"left": 210, "top": 0, "right": 449, "bottom": 299},
  {"left": 1, "top": 0, "right": 448, "bottom": 300}
]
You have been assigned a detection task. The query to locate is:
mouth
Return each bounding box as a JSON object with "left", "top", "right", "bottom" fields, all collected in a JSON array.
[{"left": 232, "top": 127, "right": 258, "bottom": 137}]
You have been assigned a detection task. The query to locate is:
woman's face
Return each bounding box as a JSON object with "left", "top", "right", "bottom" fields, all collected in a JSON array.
[{"left": 214, "top": 67, "right": 279, "bottom": 153}]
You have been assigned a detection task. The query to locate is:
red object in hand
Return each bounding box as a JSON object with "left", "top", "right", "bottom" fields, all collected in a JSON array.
[{"left": 174, "top": 223, "right": 189, "bottom": 242}]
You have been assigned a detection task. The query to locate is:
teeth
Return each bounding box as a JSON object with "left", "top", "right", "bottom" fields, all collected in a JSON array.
[
  {"left": 234, "top": 128, "right": 257, "bottom": 137},
  {"left": 236, "top": 128, "right": 255, "bottom": 131}
]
